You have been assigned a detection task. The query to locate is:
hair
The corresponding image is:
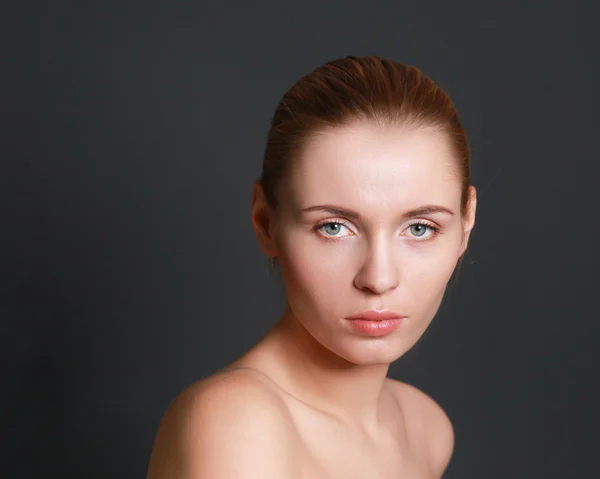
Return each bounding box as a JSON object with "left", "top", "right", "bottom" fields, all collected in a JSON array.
[{"left": 259, "top": 55, "right": 472, "bottom": 217}]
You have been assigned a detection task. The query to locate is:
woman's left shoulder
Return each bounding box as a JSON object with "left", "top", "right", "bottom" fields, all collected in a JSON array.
[{"left": 385, "top": 378, "right": 455, "bottom": 474}]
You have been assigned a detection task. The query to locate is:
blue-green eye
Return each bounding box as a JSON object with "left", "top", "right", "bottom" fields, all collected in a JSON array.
[
  {"left": 409, "top": 224, "right": 429, "bottom": 237},
  {"left": 317, "top": 222, "right": 352, "bottom": 237},
  {"left": 407, "top": 223, "right": 440, "bottom": 240},
  {"left": 323, "top": 223, "right": 342, "bottom": 235}
]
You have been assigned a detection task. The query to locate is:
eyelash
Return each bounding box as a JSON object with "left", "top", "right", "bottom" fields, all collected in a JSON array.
[
  {"left": 314, "top": 220, "right": 353, "bottom": 239},
  {"left": 405, "top": 220, "right": 442, "bottom": 239},
  {"left": 314, "top": 219, "right": 442, "bottom": 241}
]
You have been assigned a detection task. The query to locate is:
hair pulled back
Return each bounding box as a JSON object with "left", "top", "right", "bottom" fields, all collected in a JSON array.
[{"left": 260, "top": 55, "right": 471, "bottom": 216}]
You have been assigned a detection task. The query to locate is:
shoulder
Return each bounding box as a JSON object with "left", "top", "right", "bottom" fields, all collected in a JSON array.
[
  {"left": 147, "top": 369, "right": 299, "bottom": 479},
  {"left": 385, "top": 379, "right": 455, "bottom": 475}
]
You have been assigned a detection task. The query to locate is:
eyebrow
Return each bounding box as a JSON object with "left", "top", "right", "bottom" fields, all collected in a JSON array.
[{"left": 299, "top": 204, "right": 455, "bottom": 220}]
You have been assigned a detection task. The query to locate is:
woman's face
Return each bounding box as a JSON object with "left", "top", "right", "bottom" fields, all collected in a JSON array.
[{"left": 268, "top": 122, "right": 475, "bottom": 365}]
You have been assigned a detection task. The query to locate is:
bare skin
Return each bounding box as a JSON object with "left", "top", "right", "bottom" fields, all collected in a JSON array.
[{"left": 147, "top": 122, "right": 476, "bottom": 478}]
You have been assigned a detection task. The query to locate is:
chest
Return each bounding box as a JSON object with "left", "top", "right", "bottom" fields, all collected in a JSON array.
[
  {"left": 300, "top": 446, "right": 432, "bottom": 479},
  {"left": 292, "top": 416, "right": 436, "bottom": 479}
]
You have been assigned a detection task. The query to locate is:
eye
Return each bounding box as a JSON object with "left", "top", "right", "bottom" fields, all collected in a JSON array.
[
  {"left": 317, "top": 221, "right": 353, "bottom": 238},
  {"left": 406, "top": 222, "right": 439, "bottom": 240}
]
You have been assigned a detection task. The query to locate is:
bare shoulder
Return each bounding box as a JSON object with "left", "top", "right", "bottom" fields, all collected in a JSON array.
[
  {"left": 385, "top": 379, "right": 455, "bottom": 475},
  {"left": 147, "top": 369, "right": 300, "bottom": 479}
]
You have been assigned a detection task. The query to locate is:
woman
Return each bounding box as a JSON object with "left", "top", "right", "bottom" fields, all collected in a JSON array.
[{"left": 147, "top": 55, "right": 477, "bottom": 478}]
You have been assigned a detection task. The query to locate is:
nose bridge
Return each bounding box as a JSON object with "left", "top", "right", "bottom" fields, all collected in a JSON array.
[{"left": 354, "top": 232, "right": 399, "bottom": 294}]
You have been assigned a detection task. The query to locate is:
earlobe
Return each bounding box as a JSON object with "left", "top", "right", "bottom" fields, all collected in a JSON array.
[{"left": 250, "top": 182, "right": 278, "bottom": 258}]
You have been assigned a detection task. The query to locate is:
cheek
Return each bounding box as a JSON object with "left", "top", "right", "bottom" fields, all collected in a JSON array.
[
  {"left": 276, "top": 230, "right": 356, "bottom": 315},
  {"left": 406, "top": 242, "right": 462, "bottom": 304},
  {"left": 280, "top": 239, "right": 350, "bottom": 300}
]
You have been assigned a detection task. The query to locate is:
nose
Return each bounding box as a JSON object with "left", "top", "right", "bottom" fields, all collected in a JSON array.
[{"left": 353, "top": 235, "right": 400, "bottom": 295}]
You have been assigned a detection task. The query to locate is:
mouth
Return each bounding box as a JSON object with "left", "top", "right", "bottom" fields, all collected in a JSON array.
[
  {"left": 345, "top": 310, "right": 405, "bottom": 336},
  {"left": 346, "top": 310, "right": 404, "bottom": 321}
]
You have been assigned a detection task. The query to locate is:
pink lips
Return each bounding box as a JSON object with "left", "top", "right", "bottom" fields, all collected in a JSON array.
[{"left": 346, "top": 310, "right": 404, "bottom": 337}]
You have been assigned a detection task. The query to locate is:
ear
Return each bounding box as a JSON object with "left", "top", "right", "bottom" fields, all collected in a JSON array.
[
  {"left": 250, "top": 181, "right": 278, "bottom": 258},
  {"left": 459, "top": 185, "right": 477, "bottom": 256}
]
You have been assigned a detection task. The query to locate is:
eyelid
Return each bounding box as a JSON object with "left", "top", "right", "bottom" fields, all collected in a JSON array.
[
  {"left": 316, "top": 218, "right": 355, "bottom": 228},
  {"left": 404, "top": 218, "right": 439, "bottom": 228},
  {"left": 315, "top": 218, "right": 357, "bottom": 237},
  {"left": 403, "top": 219, "right": 442, "bottom": 240}
]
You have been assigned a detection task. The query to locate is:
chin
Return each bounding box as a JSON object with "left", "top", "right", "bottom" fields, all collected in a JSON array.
[
  {"left": 335, "top": 337, "right": 418, "bottom": 366},
  {"left": 306, "top": 326, "right": 419, "bottom": 367}
]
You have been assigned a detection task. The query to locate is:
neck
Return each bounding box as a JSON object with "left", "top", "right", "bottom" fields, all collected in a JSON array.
[{"left": 245, "top": 306, "right": 391, "bottom": 431}]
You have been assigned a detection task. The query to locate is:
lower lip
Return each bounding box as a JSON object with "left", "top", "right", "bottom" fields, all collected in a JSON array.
[{"left": 347, "top": 318, "right": 403, "bottom": 336}]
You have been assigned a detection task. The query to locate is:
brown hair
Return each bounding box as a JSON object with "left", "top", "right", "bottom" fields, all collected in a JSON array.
[{"left": 260, "top": 55, "right": 472, "bottom": 216}]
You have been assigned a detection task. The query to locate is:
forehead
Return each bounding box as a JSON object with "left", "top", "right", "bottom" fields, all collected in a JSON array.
[{"left": 286, "top": 123, "right": 461, "bottom": 213}]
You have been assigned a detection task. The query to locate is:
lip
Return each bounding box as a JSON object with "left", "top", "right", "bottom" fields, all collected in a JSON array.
[
  {"left": 346, "top": 310, "right": 405, "bottom": 337},
  {"left": 347, "top": 310, "right": 403, "bottom": 321}
]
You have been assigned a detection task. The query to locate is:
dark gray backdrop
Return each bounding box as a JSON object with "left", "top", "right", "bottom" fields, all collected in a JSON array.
[{"left": 3, "top": 1, "right": 598, "bottom": 478}]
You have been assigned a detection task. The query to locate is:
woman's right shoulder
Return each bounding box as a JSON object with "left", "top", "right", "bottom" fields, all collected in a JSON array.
[{"left": 146, "top": 368, "right": 300, "bottom": 479}]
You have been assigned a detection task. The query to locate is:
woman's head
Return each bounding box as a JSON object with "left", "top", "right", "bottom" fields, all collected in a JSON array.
[{"left": 251, "top": 56, "right": 476, "bottom": 365}]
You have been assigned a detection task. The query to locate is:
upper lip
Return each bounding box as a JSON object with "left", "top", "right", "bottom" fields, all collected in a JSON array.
[{"left": 347, "top": 310, "right": 404, "bottom": 321}]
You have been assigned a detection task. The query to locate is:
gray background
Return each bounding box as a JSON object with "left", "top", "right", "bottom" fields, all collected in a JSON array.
[{"left": 3, "top": 1, "right": 598, "bottom": 477}]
